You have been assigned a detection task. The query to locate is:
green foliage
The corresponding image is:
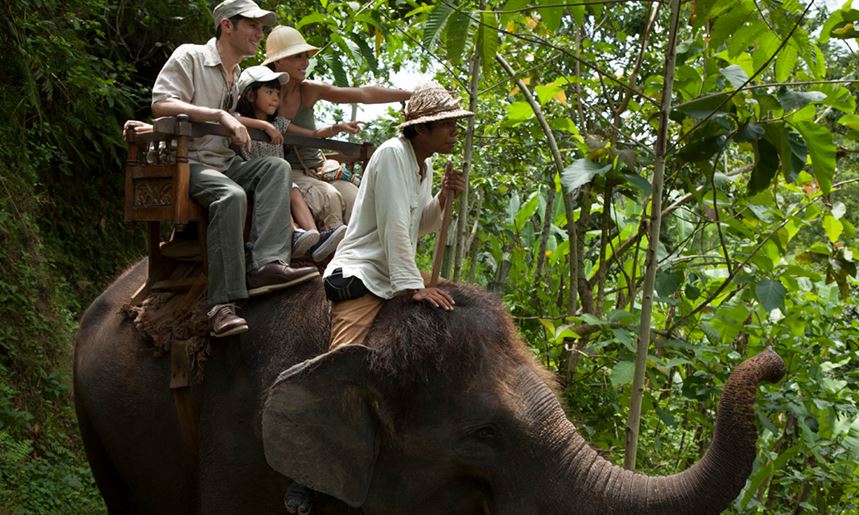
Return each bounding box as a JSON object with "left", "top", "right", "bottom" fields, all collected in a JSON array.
[
  {"left": 1, "top": 0, "right": 857, "bottom": 511},
  {"left": 413, "top": 0, "right": 859, "bottom": 509},
  {"left": 1, "top": 0, "right": 217, "bottom": 511}
]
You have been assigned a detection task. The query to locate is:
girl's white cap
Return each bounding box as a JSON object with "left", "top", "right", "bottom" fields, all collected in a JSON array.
[{"left": 237, "top": 65, "right": 289, "bottom": 95}]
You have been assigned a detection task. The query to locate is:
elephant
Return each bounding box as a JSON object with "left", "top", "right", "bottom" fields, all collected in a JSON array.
[{"left": 74, "top": 259, "right": 786, "bottom": 514}]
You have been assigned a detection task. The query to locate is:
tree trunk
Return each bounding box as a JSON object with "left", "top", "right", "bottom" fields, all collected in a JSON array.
[
  {"left": 624, "top": 0, "right": 681, "bottom": 471},
  {"left": 453, "top": 51, "right": 481, "bottom": 282}
]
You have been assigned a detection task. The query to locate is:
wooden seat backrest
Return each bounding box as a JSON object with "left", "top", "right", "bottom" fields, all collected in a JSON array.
[
  {"left": 124, "top": 115, "right": 374, "bottom": 226},
  {"left": 123, "top": 115, "right": 374, "bottom": 305}
]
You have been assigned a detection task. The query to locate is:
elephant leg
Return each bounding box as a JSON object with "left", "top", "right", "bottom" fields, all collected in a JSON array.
[
  {"left": 285, "top": 482, "right": 314, "bottom": 514},
  {"left": 76, "top": 400, "right": 142, "bottom": 514}
]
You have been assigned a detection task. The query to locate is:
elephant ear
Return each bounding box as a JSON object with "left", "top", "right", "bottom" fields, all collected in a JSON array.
[{"left": 262, "top": 344, "right": 381, "bottom": 507}]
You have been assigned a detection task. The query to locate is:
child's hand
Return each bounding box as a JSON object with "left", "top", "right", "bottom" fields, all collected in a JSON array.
[
  {"left": 263, "top": 122, "right": 284, "bottom": 145},
  {"left": 334, "top": 121, "right": 361, "bottom": 135}
]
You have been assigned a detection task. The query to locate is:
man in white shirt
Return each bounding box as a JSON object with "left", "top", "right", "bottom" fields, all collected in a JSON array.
[{"left": 322, "top": 82, "right": 473, "bottom": 349}]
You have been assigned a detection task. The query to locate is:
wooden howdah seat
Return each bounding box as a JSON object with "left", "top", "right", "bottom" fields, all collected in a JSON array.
[{"left": 124, "top": 114, "right": 374, "bottom": 307}]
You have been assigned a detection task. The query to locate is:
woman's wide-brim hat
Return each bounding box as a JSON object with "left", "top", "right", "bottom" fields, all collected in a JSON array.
[
  {"left": 262, "top": 26, "right": 319, "bottom": 66},
  {"left": 398, "top": 82, "right": 474, "bottom": 128}
]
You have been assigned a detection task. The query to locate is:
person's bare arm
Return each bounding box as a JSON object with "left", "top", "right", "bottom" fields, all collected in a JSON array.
[
  {"left": 152, "top": 98, "right": 252, "bottom": 151},
  {"left": 286, "top": 120, "right": 360, "bottom": 139},
  {"left": 234, "top": 115, "right": 284, "bottom": 144},
  {"left": 308, "top": 81, "right": 412, "bottom": 105}
]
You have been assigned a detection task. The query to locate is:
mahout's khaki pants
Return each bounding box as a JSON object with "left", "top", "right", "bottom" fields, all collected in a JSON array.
[{"left": 328, "top": 272, "right": 444, "bottom": 350}]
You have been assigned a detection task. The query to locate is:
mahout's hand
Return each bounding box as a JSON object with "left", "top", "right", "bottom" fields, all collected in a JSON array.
[
  {"left": 412, "top": 287, "right": 455, "bottom": 311},
  {"left": 438, "top": 162, "right": 466, "bottom": 206}
]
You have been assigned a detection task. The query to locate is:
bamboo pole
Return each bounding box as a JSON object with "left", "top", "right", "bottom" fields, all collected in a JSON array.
[
  {"left": 624, "top": 0, "right": 681, "bottom": 471},
  {"left": 430, "top": 162, "right": 455, "bottom": 286}
]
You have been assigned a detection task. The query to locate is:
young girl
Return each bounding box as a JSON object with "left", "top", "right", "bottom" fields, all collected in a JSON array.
[{"left": 236, "top": 65, "right": 348, "bottom": 263}]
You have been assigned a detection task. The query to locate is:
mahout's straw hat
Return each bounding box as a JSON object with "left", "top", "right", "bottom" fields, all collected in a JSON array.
[
  {"left": 262, "top": 26, "right": 320, "bottom": 66},
  {"left": 237, "top": 66, "right": 289, "bottom": 96},
  {"left": 398, "top": 82, "right": 474, "bottom": 128},
  {"left": 212, "top": 0, "right": 275, "bottom": 28}
]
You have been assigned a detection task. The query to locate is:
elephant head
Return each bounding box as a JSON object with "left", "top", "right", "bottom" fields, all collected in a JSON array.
[{"left": 261, "top": 284, "right": 785, "bottom": 514}]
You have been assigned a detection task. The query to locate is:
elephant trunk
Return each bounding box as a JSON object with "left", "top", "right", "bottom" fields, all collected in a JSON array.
[{"left": 550, "top": 348, "right": 785, "bottom": 515}]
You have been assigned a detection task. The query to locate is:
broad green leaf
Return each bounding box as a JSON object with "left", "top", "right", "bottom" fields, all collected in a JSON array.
[
  {"left": 717, "top": 50, "right": 755, "bottom": 78},
  {"left": 500, "top": 0, "right": 528, "bottom": 26},
  {"left": 654, "top": 404, "right": 676, "bottom": 426},
  {"left": 320, "top": 53, "right": 349, "bottom": 87},
  {"left": 763, "top": 124, "right": 806, "bottom": 183},
  {"left": 673, "top": 93, "right": 733, "bottom": 120},
  {"left": 793, "top": 121, "right": 836, "bottom": 194},
  {"left": 538, "top": 0, "right": 563, "bottom": 31},
  {"left": 749, "top": 138, "right": 780, "bottom": 195},
  {"left": 349, "top": 34, "right": 379, "bottom": 74},
  {"left": 751, "top": 30, "right": 780, "bottom": 73},
  {"left": 296, "top": 12, "right": 333, "bottom": 30},
  {"left": 353, "top": 13, "right": 383, "bottom": 31},
  {"left": 538, "top": 318, "right": 555, "bottom": 335},
  {"left": 735, "top": 122, "right": 764, "bottom": 142},
  {"left": 505, "top": 101, "right": 534, "bottom": 122},
  {"left": 822, "top": 214, "right": 844, "bottom": 243},
  {"left": 775, "top": 41, "right": 798, "bottom": 83},
  {"left": 422, "top": 3, "right": 454, "bottom": 50},
  {"left": 404, "top": 4, "right": 435, "bottom": 17},
  {"left": 610, "top": 360, "right": 635, "bottom": 387},
  {"left": 535, "top": 84, "right": 564, "bottom": 105},
  {"left": 560, "top": 159, "right": 611, "bottom": 192},
  {"left": 720, "top": 64, "right": 748, "bottom": 89},
  {"left": 778, "top": 89, "right": 827, "bottom": 111},
  {"left": 446, "top": 9, "right": 475, "bottom": 65},
  {"left": 697, "top": 0, "right": 750, "bottom": 27},
  {"left": 843, "top": 416, "right": 859, "bottom": 459},
  {"left": 819, "top": 8, "right": 845, "bottom": 44},
  {"left": 755, "top": 279, "right": 786, "bottom": 312},
  {"left": 656, "top": 270, "right": 684, "bottom": 297},
  {"left": 514, "top": 192, "right": 541, "bottom": 232},
  {"left": 728, "top": 21, "right": 768, "bottom": 57},
  {"left": 819, "top": 84, "right": 856, "bottom": 114},
  {"left": 549, "top": 117, "right": 582, "bottom": 138},
  {"left": 478, "top": 12, "right": 499, "bottom": 74},
  {"left": 570, "top": 4, "right": 585, "bottom": 25},
  {"left": 837, "top": 113, "right": 859, "bottom": 132},
  {"left": 809, "top": 241, "right": 831, "bottom": 255},
  {"left": 830, "top": 20, "right": 859, "bottom": 39},
  {"left": 623, "top": 172, "right": 651, "bottom": 195},
  {"left": 506, "top": 194, "right": 520, "bottom": 226},
  {"left": 710, "top": 5, "right": 754, "bottom": 49}
]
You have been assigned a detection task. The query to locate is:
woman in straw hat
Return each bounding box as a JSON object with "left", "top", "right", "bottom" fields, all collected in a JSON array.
[{"left": 262, "top": 26, "right": 412, "bottom": 230}]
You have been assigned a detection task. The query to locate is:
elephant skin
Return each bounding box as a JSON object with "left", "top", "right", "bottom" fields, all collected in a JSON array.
[{"left": 74, "top": 259, "right": 785, "bottom": 514}]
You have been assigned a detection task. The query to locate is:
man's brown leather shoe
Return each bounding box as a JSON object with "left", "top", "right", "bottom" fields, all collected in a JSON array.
[
  {"left": 208, "top": 304, "right": 248, "bottom": 338},
  {"left": 247, "top": 262, "right": 319, "bottom": 296}
]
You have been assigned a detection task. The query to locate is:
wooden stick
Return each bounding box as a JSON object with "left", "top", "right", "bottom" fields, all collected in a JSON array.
[{"left": 430, "top": 162, "right": 455, "bottom": 287}]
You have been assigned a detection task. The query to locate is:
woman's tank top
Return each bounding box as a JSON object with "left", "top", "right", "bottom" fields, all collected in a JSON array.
[{"left": 285, "top": 92, "right": 325, "bottom": 170}]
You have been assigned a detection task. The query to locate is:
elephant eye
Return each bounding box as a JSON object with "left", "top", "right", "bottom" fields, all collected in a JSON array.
[{"left": 472, "top": 425, "right": 498, "bottom": 441}]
